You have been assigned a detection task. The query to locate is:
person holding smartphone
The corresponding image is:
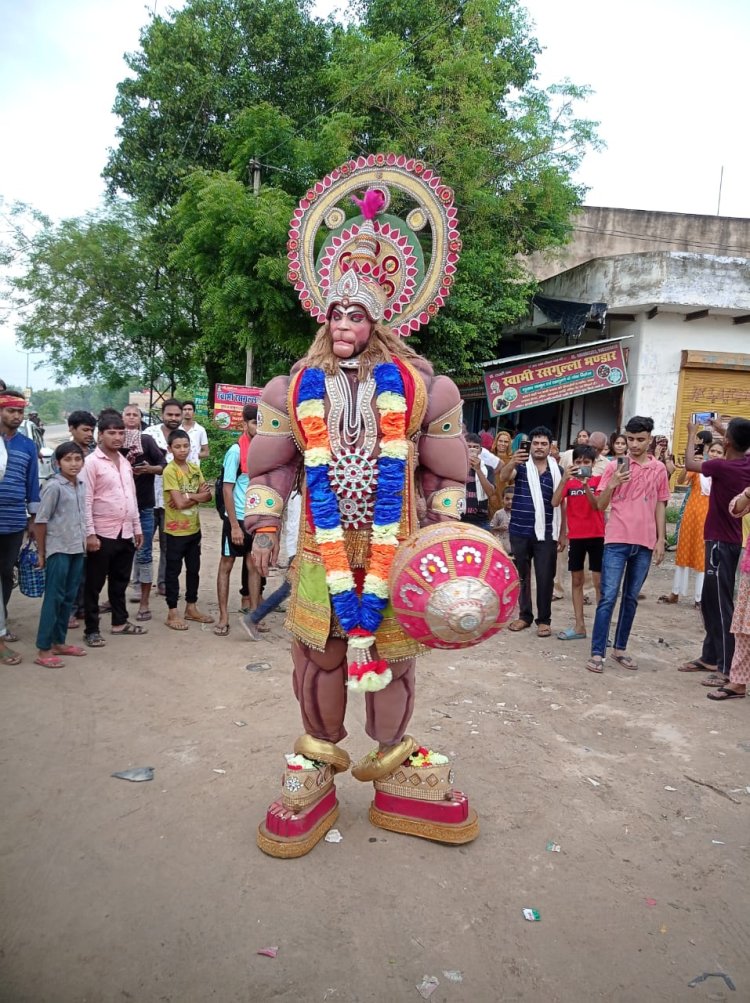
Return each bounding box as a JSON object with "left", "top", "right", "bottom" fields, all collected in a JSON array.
[
  {"left": 499, "top": 426, "right": 564, "bottom": 637},
  {"left": 679, "top": 416, "right": 750, "bottom": 685},
  {"left": 585, "top": 415, "right": 670, "bottom": 673}
]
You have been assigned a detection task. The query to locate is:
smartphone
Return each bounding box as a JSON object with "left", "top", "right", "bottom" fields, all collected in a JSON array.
[
  {"left": 519, "top": 440, "right": 531, "bottom": 455},
  {"left": 691, "top": 411, "right": 718, "bottom": 425},
  {"left": 617, "top": 456, "right": 630, "bottom": 475},
  {"left": 694, "top": 443, "right": 705, "bottom": 456},
  {"left": 577, "top": 464, "right": 592, "bottom": 479}
]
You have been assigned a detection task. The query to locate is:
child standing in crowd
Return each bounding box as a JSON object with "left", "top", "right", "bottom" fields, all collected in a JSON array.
[
  {"left": 34, "top": 442, "right": 88, "bottom": 667},
  {"left": 552, "top": 444, "right": 605, "bottom": 641},
  {"left": 163, "top": 429, "right": 214, "bottom": 630},
  {"left": 489, "top": 486, "right": 513, "bottom": 553}
]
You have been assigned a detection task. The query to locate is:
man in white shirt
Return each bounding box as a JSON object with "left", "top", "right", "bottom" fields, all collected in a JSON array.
[
  {"left": 143, "top": 398, "right": 182, "bottom": 595},
  {"left": 180, "top": 401, "right": 209, "bottom": 465}
]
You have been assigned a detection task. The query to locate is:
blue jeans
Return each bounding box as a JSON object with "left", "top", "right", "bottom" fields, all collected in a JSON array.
[
  {"left": 36, "top": 552, "right": 85, "bottom": 650},
  {"left": 591, "top": 544, "right": 653, "bottom": 657},
  {"left": 133, "top": 507, "right": 155, "bottom": 584}
]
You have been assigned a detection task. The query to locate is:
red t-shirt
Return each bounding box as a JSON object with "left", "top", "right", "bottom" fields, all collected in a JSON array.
[{"left": 561, "top": 476, "right": 606, "bottom": 539}]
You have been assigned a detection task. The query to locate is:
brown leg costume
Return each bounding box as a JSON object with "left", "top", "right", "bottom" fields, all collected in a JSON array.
[{"left": 292, "top": 638, "right": 415, "bottom": 747}]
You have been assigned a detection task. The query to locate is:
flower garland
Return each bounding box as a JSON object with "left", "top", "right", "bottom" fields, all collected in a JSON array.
[{"left": 296, "top": 362, "right": 408, "bottom": 692}]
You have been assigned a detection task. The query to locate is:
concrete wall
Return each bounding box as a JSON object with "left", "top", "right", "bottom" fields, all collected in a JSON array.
[
  {"left": 613, "top": 313, "right": 750, "bottom": 437},
  {"left": 527, "top": 206, "right": 750, "bottom": 281}
]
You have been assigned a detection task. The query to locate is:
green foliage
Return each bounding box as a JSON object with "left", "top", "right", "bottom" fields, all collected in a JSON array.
[
  {"left": 202, "top": 422, "right": 241, "bottom": 480},
  {"left": 14, "top": 0, "right": 601, "bottom": 390},
  {"left": 10, "top": 204, "right": 196, "bottom": 389},
  {"left": 30, "top": 384, "right": 134, "bottom": 423}
]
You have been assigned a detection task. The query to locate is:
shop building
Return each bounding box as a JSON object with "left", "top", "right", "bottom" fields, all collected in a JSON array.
[{"left": 475, "top": 208, "right": 750, "bottom": 453}]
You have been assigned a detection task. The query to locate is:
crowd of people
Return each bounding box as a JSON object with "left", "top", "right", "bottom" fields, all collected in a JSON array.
[
  {"left": 2, "top": 384, "right": 750, "bottom": 706},
  {"left": 463, "top": 412, "right": 750, "bottom": 699},
  {"left": 0, "top": 392, "right": 284, "bottom": 669}
]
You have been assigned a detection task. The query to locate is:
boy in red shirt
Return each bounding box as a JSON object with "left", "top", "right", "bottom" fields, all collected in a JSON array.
[{"left": 552, "top": 444, "right": 605, "bottom": 640}]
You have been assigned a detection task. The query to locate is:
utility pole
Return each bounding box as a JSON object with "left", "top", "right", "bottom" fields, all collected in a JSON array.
[
  {"left": 246, "top": 157, "right": 262, "bottom": 386},
  {"left": 716, "top": 165, "right": 724, "bottom": 216}
]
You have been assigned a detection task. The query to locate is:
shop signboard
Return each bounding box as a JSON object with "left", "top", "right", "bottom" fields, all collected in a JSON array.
[
  {"left": 213, "top": 383, "right": 262, "bottom": 430},
  {"left": 484, "top": 341, "right": 628, "bottom": 417}
]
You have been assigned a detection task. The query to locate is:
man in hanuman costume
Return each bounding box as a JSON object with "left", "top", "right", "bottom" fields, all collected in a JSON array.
[{"left": 245, "top": 155, "right": 478, "bottom": 857}]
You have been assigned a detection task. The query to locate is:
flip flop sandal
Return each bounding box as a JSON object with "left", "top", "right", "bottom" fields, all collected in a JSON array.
[
  {"left": 3, "top": 632, "right": 20, "bottom": 643},
  {"left": 678, "top": 659, "right": 715, "bottom": 673},
  {"left": 586, "top": 657, "right": 604, "bottom": 674},
  {"left": 611, "top": 653, "right": 638, "bottom": 670},
  {"left": 111, "top": 623, "right": 148, "bottom": 636},
  {"left": 537, "top": 625, "right": 552, "bottom": 637},
  {"left": 34, "top": 655, "right": 65, "bottom": 668},
  {"left": 657, "top": 594, "right": 678, "bottom": 604},
  {"left": 84, "top": 633, "right": 106, "bottom": 648},
  {"left": 67, "top": 617, "right": 80, "bottom": 629},
  {"left": 0, "top": 648, "right": 22, "bottom": 666},
  {"left": 508, "top": 619, "right": 531, "bottom": 632},
  {"left": 707, "top": 686, "right": 746, "bottom": 701},
  {"left": 99, "top": 603, "right": 112, "bottom": 614},
  {"left": 184, "top": 613, "right": 215, "bottom": 624},
  {"left": 53, "top": 645, "right": 86, "bottom": 657},
  {"left": 557, "top": 628, "right": 586, "bottom": 640},
  {"left": 701, "top": 673, "right": 728, "bottom": 687},
  {"left": 135, "top": 610, "right": 152, "bottom": 621},
  {"left": 213, "top": 624, "right": 230, "bottom": 636},
  {"left": 166, "top": 619, "right": 189, "bottom": 631}
]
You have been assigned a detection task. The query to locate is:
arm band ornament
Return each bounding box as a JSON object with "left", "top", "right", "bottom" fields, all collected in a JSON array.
[
  {"left": 256, "top": 402, "right": 291, "bottom": 437},
  {"left": 244, "top": 485, "right": 284, "bottom": 519},
  {"left": 425, "top": 402, "right": 463, "bottom": 438},
  {"left": 430, "top": 488, "right": 466, "bottom": 518}
]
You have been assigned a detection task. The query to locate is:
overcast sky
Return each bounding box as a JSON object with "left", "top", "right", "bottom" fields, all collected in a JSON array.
[{"left": 1, "top": 0, "right": 748, "bottom": 390}]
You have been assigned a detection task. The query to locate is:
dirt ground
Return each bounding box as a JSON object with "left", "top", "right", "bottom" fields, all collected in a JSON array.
[{"left": 1, "top": 512, "right": 749, "bottom": 1003}]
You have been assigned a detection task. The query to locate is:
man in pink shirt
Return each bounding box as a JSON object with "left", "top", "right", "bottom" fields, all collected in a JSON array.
[
  {"left": 586, "top": 415, "right": 670, "bottom": 674},
  {"left": 82, "top": 412, "right": 145, "bottom": 648}
]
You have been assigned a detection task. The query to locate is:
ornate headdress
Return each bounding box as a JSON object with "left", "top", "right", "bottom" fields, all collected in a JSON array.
[{"left": 287, "top": 153, "right": 461, "bottom": 336}]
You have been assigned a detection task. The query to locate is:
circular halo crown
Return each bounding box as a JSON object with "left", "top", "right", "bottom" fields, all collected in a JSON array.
[{"left": 287, "top": 153, "right": 461, "bottom": 336}]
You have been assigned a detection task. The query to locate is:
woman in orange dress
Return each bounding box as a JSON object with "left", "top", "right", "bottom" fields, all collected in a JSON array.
[
  {"left": 488, "top": 429, "right": 513, "bottom": 517},
  {"left": 659, "top": 440, "right": 724, "bottom": 606}
]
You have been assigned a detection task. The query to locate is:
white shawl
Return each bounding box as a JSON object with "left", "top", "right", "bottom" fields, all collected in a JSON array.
[
  {"left": 475, "top": 461, "right": 489, "bottom": 502},
  {"left": 526, "top": 457, "right": 561, "bottom": 541}
]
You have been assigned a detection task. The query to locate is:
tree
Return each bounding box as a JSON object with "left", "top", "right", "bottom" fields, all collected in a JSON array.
[
  {"left": 100, "top": 0, "right": 601, "bottom": 382},
  {"left": 104, "top": 0, "right": 331, "bottom": 210},
  {"left": 11, "top": 203, "right": 196, "bottom": 391}
]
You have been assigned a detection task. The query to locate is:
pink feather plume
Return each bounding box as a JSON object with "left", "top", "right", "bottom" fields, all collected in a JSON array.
[{"left": 351, "top": 188, "right": 385, "bottom": 220}]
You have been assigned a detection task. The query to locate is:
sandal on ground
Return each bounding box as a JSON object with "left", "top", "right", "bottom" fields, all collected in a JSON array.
[
  {"left": 0, "top": 646, "right": 22, "bottom": 666},
  {"left": 99, "top": 603, "right": 112, "bottom": 614},
  {"left": 583, "top": 595, "right": 593, "bottom": 606},
  {"left": 701, "top": 673, "right": 728, "bottom": 687},
  {"left": 213, "top": 624, "right": 230, "bottom": 636},
  {"left": 537, "top": 624, "right": 552, "bottom": 637},
  {"left": 551, "top": 593, "right": 564, "bottom": 602},
  {"left": 34, "top": 655, "right": 65, "bottom": 668},
  {"left": 611, "top": 653, "right": 638, "bottom": 670},
  {"left": 558, "top": 627, "right": 586, "bottom": 640},
  {"left": 586, "top": 656, "right": 604, "bottom": 674},
  {"left": 84, "top": 633, "right": 106, "bottom": 648},
  {"left": 707, "top": 686, "right": 746, "bottom": 701},
  {"left": 657, "top": 594, "right": 678, "bottom": 604},
  {"left": 52, "top": 645, "right": 86, "bottom": 657},
  {"left": 184, "top": 611, "right": 215, "bottom": 624},
  {"left": 166, "top": 617, "right": 189, "bottom": 631},
  {"left": 67, "top": 616, "right": 80, "bottom": 629},
  {"left": 3, "top": 631, "right": 20, "bottom": 643},
  {"left": 135, "top": 610, "right": 152, "bottom": 622},
  {"left": 679, "top": 659, "right": 715, "bottom": 673},
  {"left": 508, "top": 619, "right": 531, "bottom": 632},
  {"left": 111, "top": 622, "right": 147, "bottom": 636}
]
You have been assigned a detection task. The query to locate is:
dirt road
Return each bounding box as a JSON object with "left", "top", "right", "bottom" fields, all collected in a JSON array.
[{"left": 1, "top": 517, "right": 748, "bottom": 1002}]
